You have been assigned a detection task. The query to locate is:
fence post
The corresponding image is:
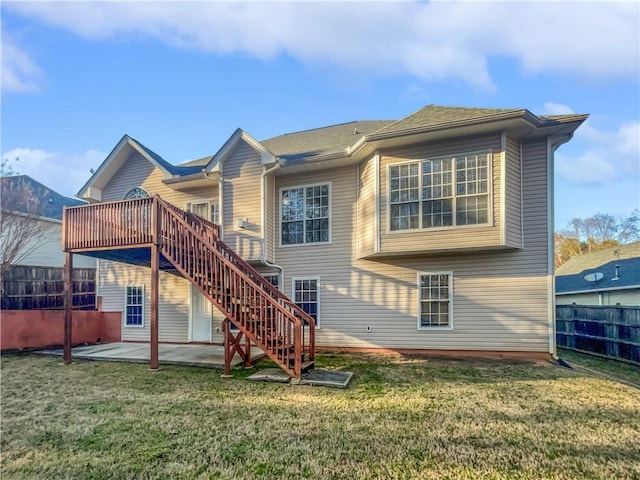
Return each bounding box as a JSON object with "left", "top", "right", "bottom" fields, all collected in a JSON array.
[{"left": 63, "top": 253, "right": 73, "bottom": 364}]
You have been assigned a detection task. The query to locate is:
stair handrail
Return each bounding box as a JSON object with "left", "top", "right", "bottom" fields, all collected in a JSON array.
[
  {"left": 155, "top": 196, "right": 311, "bottom": 376},
  {"left": 157, "top": 196, "right": 316, "bottom": 337}
]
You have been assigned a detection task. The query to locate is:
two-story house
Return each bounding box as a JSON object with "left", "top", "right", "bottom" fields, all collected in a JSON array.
[{"left": 65, "top": 105, "right": 586, "bottom": 375}]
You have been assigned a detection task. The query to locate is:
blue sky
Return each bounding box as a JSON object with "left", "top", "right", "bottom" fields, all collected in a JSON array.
[{"left": 2, "top": 1, "right": 639, "bottom": 230}]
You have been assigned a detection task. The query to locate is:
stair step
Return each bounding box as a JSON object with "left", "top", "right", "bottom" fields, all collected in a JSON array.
[{"left": 301, "top": 360, "right": 315, "bottom": 373}]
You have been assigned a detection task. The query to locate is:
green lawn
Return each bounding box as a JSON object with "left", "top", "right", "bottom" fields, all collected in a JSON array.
[{"left": 1, "top": 352, "right": 639, "bottom": 480}]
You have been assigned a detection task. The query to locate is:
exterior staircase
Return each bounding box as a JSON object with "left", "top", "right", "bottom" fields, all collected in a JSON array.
[{"left": 63, "top": 195, "right": 315, "bottom": 377}]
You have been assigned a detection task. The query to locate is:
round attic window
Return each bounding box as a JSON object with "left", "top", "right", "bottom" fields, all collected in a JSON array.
[{"left": 124, "top": 187, "right": 150, "bottom": 199}]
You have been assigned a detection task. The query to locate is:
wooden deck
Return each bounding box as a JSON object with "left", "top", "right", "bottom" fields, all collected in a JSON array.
[{"left": 61, "top": 195, "right": 314, "bottom": 378}]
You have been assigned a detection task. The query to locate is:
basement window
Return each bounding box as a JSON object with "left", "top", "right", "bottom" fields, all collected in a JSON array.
[
  {"left": 293, "top": 277, "right": 320, "bottom": 327},
  {"left": 125, "top": 285, "right": 144, "bottom": 327},
  {"left": 418, "top": 272, "right": 453, "bottom": 329}
]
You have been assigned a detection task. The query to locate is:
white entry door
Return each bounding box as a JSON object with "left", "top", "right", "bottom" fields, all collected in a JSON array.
[{"left": 190, "top": 284, "right": 212, "bottom": 342}]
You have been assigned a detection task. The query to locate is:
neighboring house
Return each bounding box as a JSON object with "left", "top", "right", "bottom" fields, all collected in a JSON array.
[
  {"left": 73, "top": 104, "right": 586, "bottom": 357},
  {"left": 556, "top": 242, "right": 640, "bottom": 306},
  {"left": 0, "top": 175, "right": 95, "bottom": 268}
]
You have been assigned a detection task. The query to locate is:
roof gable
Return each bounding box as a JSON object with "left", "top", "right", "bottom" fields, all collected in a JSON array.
[
  {"left": 204, "top": 129, "right": 277, "bottom": 173},
  {"left": 77, "top": 134, "right": 202, "bottom": 200}
]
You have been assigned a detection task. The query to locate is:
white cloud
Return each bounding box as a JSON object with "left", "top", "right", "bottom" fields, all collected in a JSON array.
[
  {"left": 1, "top": 31, "right": 42, "bottom": 93},
  {"left": 2, "top": 148, "right": 105, "bottom": 197},
  {"left": 4, "top": 1, "right": 639, "bottom": 89},
  {"left": 542, "top": 102, "right": 575, "bottom": 116},
  {"left": 555, "top": 118, "right": 640, "bottom": 186}
]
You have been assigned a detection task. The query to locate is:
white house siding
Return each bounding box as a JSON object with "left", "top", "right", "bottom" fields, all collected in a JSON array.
[
  {"left": 505, "top": 135, "right": 523, "bottom": 248},
  {"left": 221, "top": 140, "right": 265, "bottom": 262},
  {"left": 5, "top": 216, "right": 95, "bottom": 268},
  {"left": 99, "top": 150, "right": 219, "bottom": 342},
  {"left": 557, "top": 290, "right": 640, "bottom": 307},
  {"left": 274, "top": 139, "right": 550, "bottom": 352},
  {"left": 378, "top": 134, "right": 504, "bottom": 255}
]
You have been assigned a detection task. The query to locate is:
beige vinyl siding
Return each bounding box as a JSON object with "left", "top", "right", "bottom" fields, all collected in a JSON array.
[
  {"left": 378, "top": 134, "right": 504, "bottom": 255},
  {"left": 101, "top": 151, "right": 217, "bottom": 204},
  {"left": 221, "top": 139, "right": 264, "bottom": 261},
  {"left": 504, "top": 135, "right": 523, "bottom": 248},
  {"left": 99, "top": 260, "right": 190, "bottom": 342},
  {"left": 357, "top": 158, "right": 377, "bottom": 258},
  {"left": 274, "top": 142, "right": 550, "bottom": 351},
  {"left": 99, "top": 150, "right": 219, "bottom": 343}
]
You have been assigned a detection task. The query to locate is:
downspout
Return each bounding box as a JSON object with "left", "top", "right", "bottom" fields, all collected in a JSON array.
[
  {"left": 261, "top": 161, "right": 285, "bottom": 283},
  {"left": 548, "top": 132, "right": 575, "bottom": 360}
]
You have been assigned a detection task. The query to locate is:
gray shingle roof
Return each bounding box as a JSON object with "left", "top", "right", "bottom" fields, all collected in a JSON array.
[
  {"left": 261, "top": 120, "right": 392, "bottom": 161},
  {"left": 371, "top": 105, "right": 525, "bottom": 135},
  {"left": 129, "top": 136, "right": 203, "bottom": 176},
  {"left": 556, "top": 242, "right": 640, "bottom": 294},
  {"left": 1, "top": 175, "right": 86, "bottom": 220}
]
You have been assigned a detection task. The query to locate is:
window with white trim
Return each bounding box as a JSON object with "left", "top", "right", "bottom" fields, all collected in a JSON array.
[
  {"left": 389, "top": 152, "right": 490, "bottom": 231},
  {"left": 187, "top": 200, "right": 219, "bottom": 224},
  {"left": 418, "top": 273, "right": 452, "bottom": 328},
  {"left": 281, "top": 184, "right": 330, "bottom": 245},
  {"left": 124, "top": 187, "right": 150, "bottom": 200},
  {"left": 263, "top": 274, "right": 280, "bottom": 290},
  {"left": 293, "top": 277, "right": 319, "bottom": 326},
  {"left": 125, "top": 286, "right": 144, "bottom": 327}
]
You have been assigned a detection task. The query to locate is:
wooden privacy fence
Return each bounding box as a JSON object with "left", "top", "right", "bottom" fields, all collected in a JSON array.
[
  {"left": 556, "top": 305, "right": 640, "bottom": 365},
  {"left": 1, "top": 265, "right": 96, "bottom": 310}
]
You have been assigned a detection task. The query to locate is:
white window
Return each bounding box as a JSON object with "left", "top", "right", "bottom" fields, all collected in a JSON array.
[
  {"left": 124, "top": 187, "right": 150, "bottom": 200},
  {"left": 418, "top": 272, "right": 452, "bottom": 329},
  {"left": 281, "top": 184, "right": 330, "bottom": 245},
  {"left": 187, "top": 200, "right": 219, "bottom": 224},
  {"left": 389, "top": 151, "right": 491, "bottom": 231},
  {"left": 263, "top": 274, "right": 280, "bottom": 290},
  {"left": 125, "top": 286, "right": 144, "bottom": 327},
  {"left": 292, "top": 277, "right": 319, "bottom": 327}
]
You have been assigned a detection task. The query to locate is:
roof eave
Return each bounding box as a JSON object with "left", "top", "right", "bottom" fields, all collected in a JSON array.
[{"left": 557, "top": 284, "right": 640, "bottom": 295}]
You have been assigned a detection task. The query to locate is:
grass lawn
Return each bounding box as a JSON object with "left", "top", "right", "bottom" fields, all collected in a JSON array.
[{"left": 1, "top": 352, "right": 639, "bottom": 480}]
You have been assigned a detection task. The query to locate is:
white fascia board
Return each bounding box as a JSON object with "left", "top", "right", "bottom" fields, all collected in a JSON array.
[{"left": 557, "top": 285, "right": 640, "bottom": 295}]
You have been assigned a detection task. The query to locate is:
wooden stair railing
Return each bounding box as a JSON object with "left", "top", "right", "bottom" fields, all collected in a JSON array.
[
  {"left": 155, "top": 197, "right": 314, "bottom": 378},
  {"left": 165, "top": 201, "right": 315, "bottom": 365},
  {"left": 63, "top": 195, "right": 315, "bottom": 377}
]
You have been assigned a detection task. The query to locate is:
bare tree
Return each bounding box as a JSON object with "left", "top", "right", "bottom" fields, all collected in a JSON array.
[
  {"left": 555, "top": 209, "right": 640, "bottom": 266},
  {"left": 1, "top": 159, "right": 57, "bottom": 276}
]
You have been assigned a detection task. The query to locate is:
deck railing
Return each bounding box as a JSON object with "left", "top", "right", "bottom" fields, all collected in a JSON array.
[
  {"left": 63, "top": 195, "right": 314, "bottom": 377},
  {"left": 64, "top": 197, "right": 155, "bottom": 250}
]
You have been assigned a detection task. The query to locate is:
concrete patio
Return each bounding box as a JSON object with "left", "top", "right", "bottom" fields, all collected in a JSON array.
[{"left": 36, "top": 342, "right": 265, "bottom": 369}]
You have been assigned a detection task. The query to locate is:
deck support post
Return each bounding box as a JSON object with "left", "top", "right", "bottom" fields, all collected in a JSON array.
[
  {"left": 223, "top": 318, "right": 231, "bottom": 376},
  {"left": 244, "top": 335, "right": 252, "bottom": 368},
  {"left": 150, "top": 244, "right": 159, "bottom": 369},
  {"left": 63, "top": 252, "right": 73, "bottom": 364}
]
